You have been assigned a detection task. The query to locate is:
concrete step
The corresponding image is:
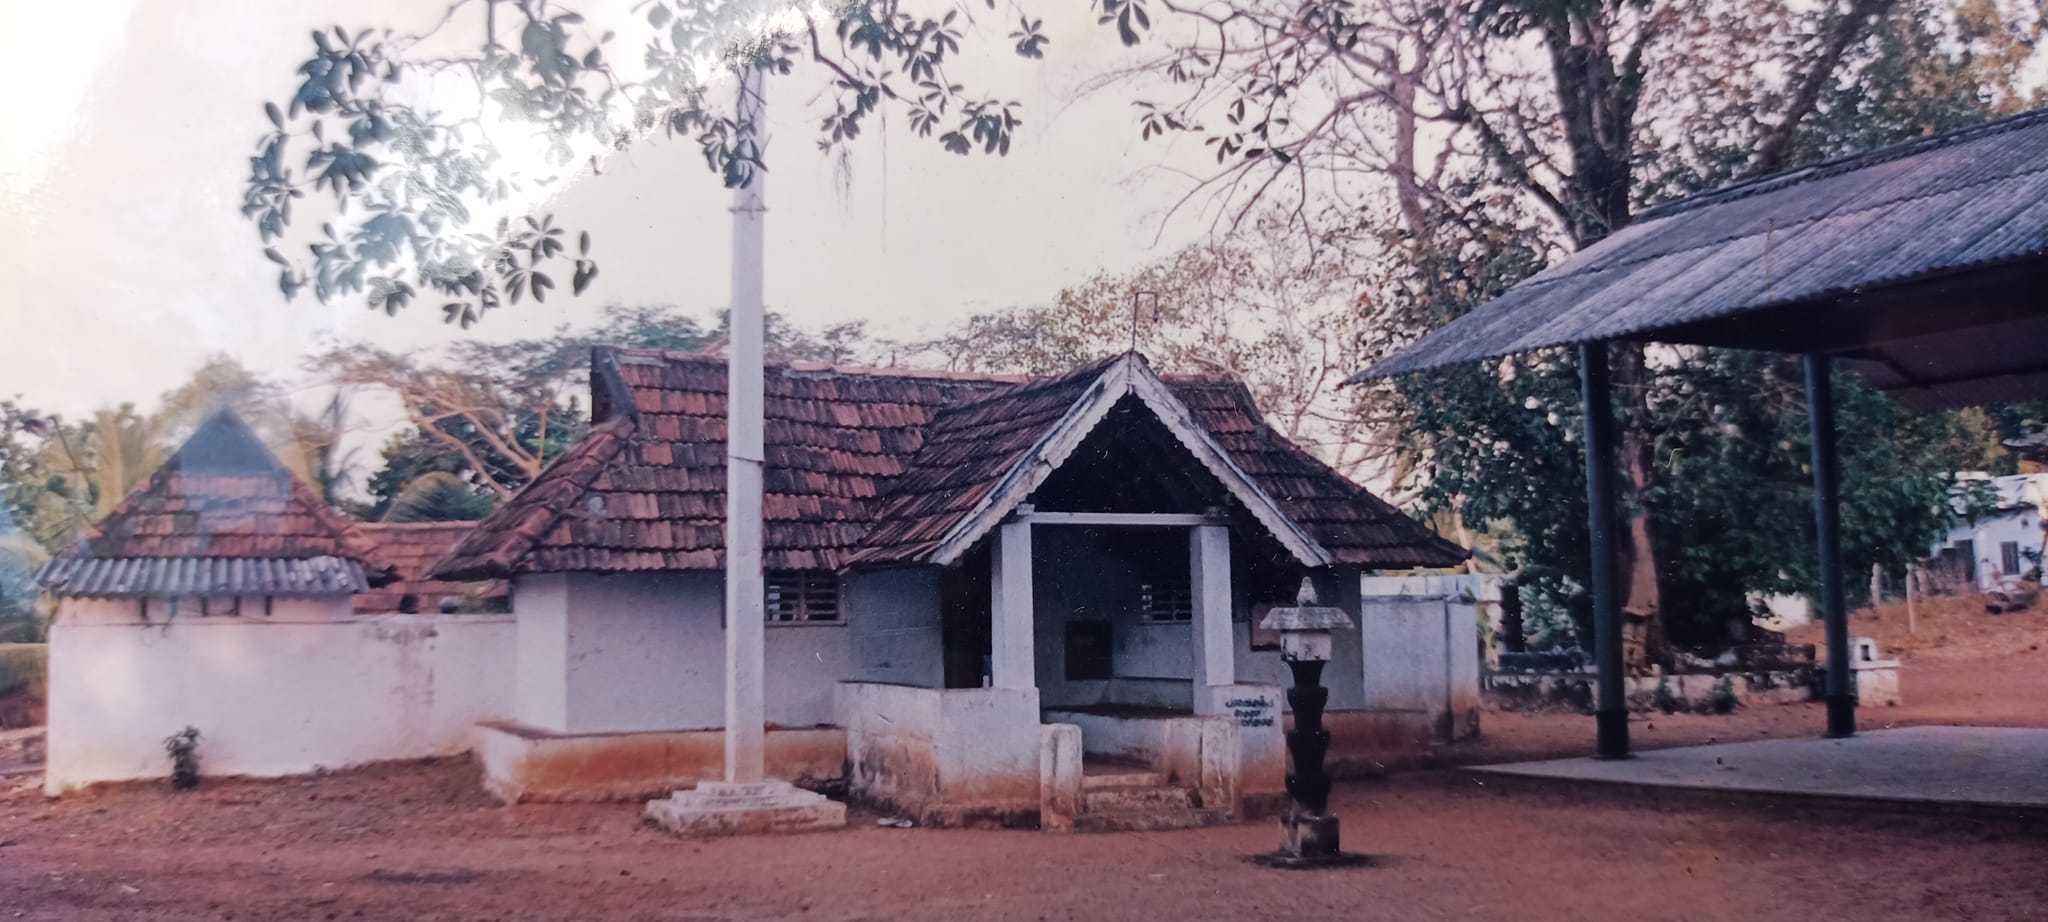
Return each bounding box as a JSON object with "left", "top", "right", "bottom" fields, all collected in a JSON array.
[
  {"left": 1082, "top": 768, "right": 1166, "bottom": 790},
  {"left": 1083, "top": 784, "right": 1196, "bottom": 815},
  {"left": 1074, "top": 807, "right": 1229, "bottom": 834}
]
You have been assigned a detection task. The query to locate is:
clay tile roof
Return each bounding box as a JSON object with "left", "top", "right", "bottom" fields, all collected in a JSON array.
[
  {"left": 39, "top": 410, "right": 397, "bottom": 596},
  {"left": 431, "top": 348, "right": 1464, "bottom": 580},
  {"left": 352, "top": 522, "right": 508, "bottom": 614},
  {"left": 849, "top": 354, "right": 1127, "bottom": 562},
  {"left": 1161, "top": 377, "right": 1468, "bottom": 568}
]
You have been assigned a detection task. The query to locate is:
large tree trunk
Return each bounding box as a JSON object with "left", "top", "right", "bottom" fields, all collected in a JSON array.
[
  {"left": 1605, "top": 342, "right": 1664, "bottom": 672},
  {"left": 1539, "top": 10, "right": 1667, "bottom": 670}
]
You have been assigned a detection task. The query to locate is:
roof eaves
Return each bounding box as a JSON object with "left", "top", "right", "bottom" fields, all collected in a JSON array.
[
  {"left": 1123, "top": 367, "right": 1333, "bottom": 567},
  {"left": 921, "top": 355, "right": 1337, "bottom": 568},
  {"left": 923, "top": 356, "right": 1135, "bottom": 565},
  {"left": 426, "top": 415, "right": 637, "bottom": 581}
]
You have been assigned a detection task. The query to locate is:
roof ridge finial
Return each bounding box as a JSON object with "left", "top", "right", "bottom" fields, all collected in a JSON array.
[{"left": 1296, "top": 576, "right": 1318, "bottom": 606}]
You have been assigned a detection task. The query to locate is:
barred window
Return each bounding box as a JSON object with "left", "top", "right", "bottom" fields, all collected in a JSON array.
[
  {"left": 1140, "top": 576, "right": 1193, "bottom": 623},
  {"left": 766, "top": 571, "right": 840, "bottom": 623}
]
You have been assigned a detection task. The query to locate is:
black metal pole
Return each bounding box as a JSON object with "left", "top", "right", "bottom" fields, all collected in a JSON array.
[
  {"left": 1580, "top": 342, "right": 1629, "bottom": 759},
  {"left": 1804, "top": 353, "right": 1856, "bottom": 738}
]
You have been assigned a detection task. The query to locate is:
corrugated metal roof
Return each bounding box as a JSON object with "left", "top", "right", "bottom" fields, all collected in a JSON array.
[
  {"left": 1353, "top": 108, "right": 2048, "bottom": 403},
  {"left": 38, "top": 556, "right": 368, "bottom": 597}
]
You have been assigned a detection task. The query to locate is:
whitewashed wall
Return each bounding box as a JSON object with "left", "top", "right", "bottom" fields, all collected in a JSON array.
[
  {"left": 843, "top": 567, "right": 944, "bottom": 687},
  {"left": 838, "top": 682, "right": 1042, "bottom": 825},
  {"left": 1355, "top": 578, "right": 1483, "bottom": 741},
  {"left": 44, "top": 595, "right": 514, "bottom": 793},
  {"left": 1939, "top": 509, "right": 2043, "bottom": 590},
  {"left": 512, "top": 570, "right": 917, "bottom": 734}
]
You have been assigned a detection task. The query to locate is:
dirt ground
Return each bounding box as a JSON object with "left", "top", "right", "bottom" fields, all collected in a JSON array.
[
  {"left": 1786, "top": 593, "right": 2048, "bottom": 664},
  {"left": 5, "top": 755, "right": 2048, "bottom": 922},
  {"left": 5, "top": 606, "right": 2047, "bottom": 922}
]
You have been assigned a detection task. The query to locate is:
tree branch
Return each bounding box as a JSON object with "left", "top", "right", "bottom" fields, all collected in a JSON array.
[{"left": 1749, "top": 0, "right": 1898, "bottom": 177}]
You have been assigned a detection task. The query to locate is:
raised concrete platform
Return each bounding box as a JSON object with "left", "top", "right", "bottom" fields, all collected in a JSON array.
[
  {"left": 477, "top": 721, "right": 844, "bottom": 803},
  {"left": 644, "top": 781, "right": 847, "bottom": 836},
  {"left": 1474, "top": 726, "right": 2048, "bottom": 816}
]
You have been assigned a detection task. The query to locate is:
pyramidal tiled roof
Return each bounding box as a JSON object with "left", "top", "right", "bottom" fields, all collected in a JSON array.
[
  {"left": 431, "top": 349, "right": 1466, "bottom": 580},
  {"left": 39, "top": 410, "right": 396, "bottom": 596}
]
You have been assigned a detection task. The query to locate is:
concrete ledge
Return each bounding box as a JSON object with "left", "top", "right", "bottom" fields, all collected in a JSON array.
[
  {"left": 478, "top": 721, "right": 844, "bottom": 803},
  {"left": 645, "top": 780, "right": 847, "bottom": 837},
  {"left": 838, "top": 684, "right": 1043, "bottom": 826},
  {"left": 1457, "top": 765, "right": 2048, "bottom": 823},
  {"left": 1467, "top": 727, "right": 2048, "bottom": 822},
  {"left": 1039, "top": 723, "right": 1081, "bottom": 833}
]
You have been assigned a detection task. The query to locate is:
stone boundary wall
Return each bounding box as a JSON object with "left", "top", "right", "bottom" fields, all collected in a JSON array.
[
  {"left": 1484, "top": 668, "right": 1817, "bottom": 714},
  {"left": 44, "top": 610, "right": 514, "bottom": 793}
]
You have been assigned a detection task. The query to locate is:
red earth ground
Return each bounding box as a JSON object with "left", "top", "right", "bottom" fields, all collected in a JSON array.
[{"left": 3, "top": 603, "right": 2046, "bottom": 922}]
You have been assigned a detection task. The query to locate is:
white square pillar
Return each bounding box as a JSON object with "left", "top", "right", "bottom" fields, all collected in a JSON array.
[
  {"left": 1190, "top": 524, "right": 1234, "bottom": 712},
  {"left": 991, "top": 521, "right": 1037, "bottom": 690}
]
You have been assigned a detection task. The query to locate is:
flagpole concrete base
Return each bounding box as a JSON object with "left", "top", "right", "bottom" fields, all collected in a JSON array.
[{"left": 644, "top": 781, "right": 846, "bottom": 837}]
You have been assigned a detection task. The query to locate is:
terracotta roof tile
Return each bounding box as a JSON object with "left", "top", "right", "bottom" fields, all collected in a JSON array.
[
  {"left": 352, "top": 522, "right": 508, "bottom": 613},
  {"left": 44, "top": 411, "right": 398, "bottom": 592},
  {"left": 430, "top": 348, "right": 1464, "bottom": 580}
]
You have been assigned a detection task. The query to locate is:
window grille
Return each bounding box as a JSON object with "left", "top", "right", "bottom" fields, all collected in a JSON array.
[
  {"left": 766, "top": 571, "right": 840, "bottom": 622},
  {"left": 1140, "top": 576, "right": 1193, "bottom": 622}
]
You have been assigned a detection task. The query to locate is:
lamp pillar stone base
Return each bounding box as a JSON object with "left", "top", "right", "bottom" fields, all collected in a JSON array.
[
  {"left": 1284, "top": 809, "right": 1341, "bottom": 855},
  {"left": 644, "top": 781, "right": 846, "bottom": 837}
]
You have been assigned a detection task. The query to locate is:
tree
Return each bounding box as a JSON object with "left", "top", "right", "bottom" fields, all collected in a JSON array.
[
  {"left": 916, "top": 215, "right": 1399, "bottom": 480},
  {"left": 339, "top": 302, "right": 880, "bottom": 519},
  {"left": 0, "top": 498, "right": 44, "bottom": 629},
  {"left": 244, "top": 1, "right": 1075, "bottom": 328},
  {"left": 315, "top": 339, "right": 594, "bottom": 502},
  {"left": 0, "top": 359, "right": 356, "bottom": 551},
  {"left": 381, "top": 472, "right": 500, "bottom": 522},
  {"left": 1092, "top": 0, "right": 2040, "bottom": 663}
]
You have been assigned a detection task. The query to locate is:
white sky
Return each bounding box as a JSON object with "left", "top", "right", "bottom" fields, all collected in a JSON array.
[{"left": 0, "top": 1, "right": 1223, "bottom": 421}]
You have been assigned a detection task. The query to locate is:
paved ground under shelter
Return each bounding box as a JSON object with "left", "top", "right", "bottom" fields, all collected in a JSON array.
[{"left": 1474, "top": 725, "right": 2048, "bottom": 814}]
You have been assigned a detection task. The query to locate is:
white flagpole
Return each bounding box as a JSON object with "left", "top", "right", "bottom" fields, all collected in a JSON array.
[{"left": 723, "top": 62, "right": 768, "bottom": 785}]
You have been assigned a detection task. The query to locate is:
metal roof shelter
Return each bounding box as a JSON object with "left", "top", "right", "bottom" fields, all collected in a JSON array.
[{"left": 1354, "top": 107, "right": 2048, "bottom": 759}]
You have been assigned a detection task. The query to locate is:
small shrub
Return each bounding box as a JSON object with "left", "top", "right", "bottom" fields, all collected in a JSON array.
[
  {"left": 1711, "top": 676, "right": 1738, "bottom": 714},
  {"left": 164, "top": 726, "right": 202, "bottom": 790},
  {"left": 1653, "top": 676, "right": 1679, "bottom": 714},
  {"left": 0, "top": 644, "right": 47, "bottom": 697}
]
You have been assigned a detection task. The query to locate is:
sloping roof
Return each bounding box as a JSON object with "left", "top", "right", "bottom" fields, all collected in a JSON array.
[
  {"left": 39, "top": 556, "right": 368, "bottom": 597},
  {"left": 352, "top": 522, "right": 507, "bottom": 614},
  {"left": 39, "top": 410, "right": 395, "bottom": 596},
  {"left": 1354, "top": 108, "right": 2048, "bottom": 408},
  {"left": 433, "top": 349, "right": 1464, "bottom": 579},
  {"left": 848, "top": 355, "right": 1130, "bottom": 563},
  {"left": 432, "top": 350, "right": 1017, "bottom": 578},
  {"left": 1169, "top": 378, "right": 1468, "bottom": 568}
]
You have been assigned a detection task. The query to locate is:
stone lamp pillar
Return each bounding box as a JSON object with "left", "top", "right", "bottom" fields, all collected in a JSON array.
[{"left": 1252, "top": 578, "right": 1366, "bottom": 869}]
